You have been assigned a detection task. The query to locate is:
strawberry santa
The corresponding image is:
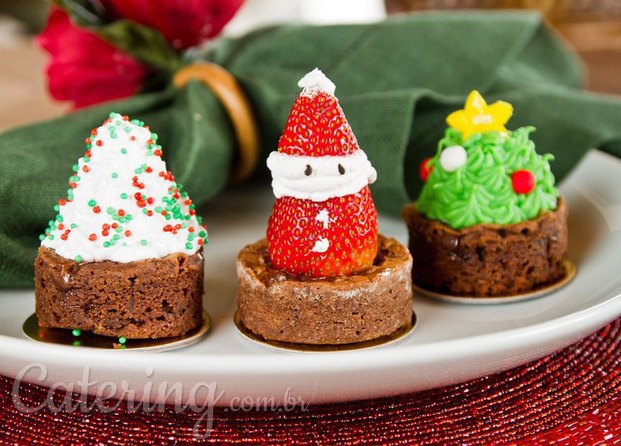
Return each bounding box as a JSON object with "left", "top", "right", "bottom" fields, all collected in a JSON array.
[{"left": 267, "top": 68, "right": 378, "bottom": 278}]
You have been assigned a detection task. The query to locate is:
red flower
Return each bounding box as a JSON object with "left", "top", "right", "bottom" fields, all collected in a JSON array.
[
  {"left": 101, "top": 0, "right": 244, "bottom": 50},
  {"left": 37, "top": 8, "right": 148, "bottom": 108}
]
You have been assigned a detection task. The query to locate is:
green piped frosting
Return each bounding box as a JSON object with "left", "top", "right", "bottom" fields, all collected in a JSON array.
[{"left": 417, "top": 127, "right": 559, "bottom": 230}]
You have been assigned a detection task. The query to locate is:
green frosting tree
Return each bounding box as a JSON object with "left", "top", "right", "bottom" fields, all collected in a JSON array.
[{"left": 416, "top": 91, "right": 559, "bottom": 230}]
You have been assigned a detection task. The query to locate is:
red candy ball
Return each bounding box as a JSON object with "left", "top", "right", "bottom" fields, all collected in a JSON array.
[
  {"left": 512, "top": 169, "right": 536, "bottom": 194},
  {"left": 420, "top": 157, "right": 434, "bottom": 181}
]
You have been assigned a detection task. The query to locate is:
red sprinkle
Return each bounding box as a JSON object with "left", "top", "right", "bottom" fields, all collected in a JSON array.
[
  {"left": 130, "top": 136, "right": 136, "bottom": 141},
  {"left": 161, "top": 210, "right": 167, "bottom": 216},
  {"left": 93, "top": 206, "right": 101, "bottom": 214},
  {"left": 84, "top": 150, "right": 92, "bottom": 158},
  {"left": 57, "top": 224, "right": 64, "bottom": 230},
  {"left": 189, "top": 210, "right": 196, "bottom": 216},
  {"left": 85, "top": 137, "right": 91, "bottom": 145},
  {"left": 198, "top": 239, "right": 204, "bottom": 245},
  {"left": 96, "top": 140, "right": 103, "bottom": 147},
  {"left": 102, "top": 224, "right": 110, "bottom": 230},
  {"left": 91, "top": 129, "right": 97, "bottom": 136},
  {"left": 145, "top": 167, "right": 153, "bottom": 173},
  {"left": 154, "top": 150, "right": 162, "bottom": 157},
  {"left": 134, "top": 193, "right": 142, "bottom": 200},
  {"left": 69, "top": 182, "right": 77, "bottom": 189},
  {"left": 137, "top": 200, "right": 146, "bottom": 208},
  {"left": 111, "top": 223, "right": 118, "bottom": 229},
  {"left": 102, "top": 230, "right": 109, "bottom": 237},
  {"left": 146, "top": 210, "right": 153, "bottom": 216},
  {"left": 82, "top": 165, "right": 90, "bottom": 173},
  {"left": 124, "top": 230, "right": 132, "bottom": 237},
  {"left": 118, "top": 209, "right": 125, "bottom": 217},
  {"left": 146, "top": 197, "right": 154, "bottom": 205},
  {"left": 188, "top": 227, "right": 195, "bottom": 233},
  {"left": 89, "top": 233, "right": 97, "bottom": 241},
  {"left": 58, "top": 198, "right": 66, "bottom": 206}
]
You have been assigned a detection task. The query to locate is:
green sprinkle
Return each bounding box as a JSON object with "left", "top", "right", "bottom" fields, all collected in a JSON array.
[
  {"left": 39, "top": 234, "right": 45, "bottom": 241},
  {"left": 151, "top": 133, "right": 158, "bottom": 141},
  {"left": 120, "top": 193, "right": 128, "bottom": 199},
  {"left": 72, "top": 329, "right": 81, "bottom": 337},
  {"left": 199, "top": 231, "right": 206, "bottom": 238},
  {"left": 111, "top": 172, "right": 118, "bottom": 179},
  {"left": 48, "top": 234, "right": 55, "bottom": 240},
  {"left": 54, "top": 204, "right": 60, "bottom": 212},
  {"left": 155, "top": 206, "right": 162, "bottom": 213},
  {"left": 83, "top": 156, "right": 90, "bottom": 162},
  {"left": 72, "top": 164, "right": 79, "bottom": 172},
  {"left": 121, "top": 148, "right": 127, "bottom": 154},
  {"left": 185, "top": 242, "right": 193, "bottom": 250},
  {"left": 71, "top": 223, "right": 77, "bottom": 229},
  {"left": 56, "top": 215, "right": 64, "bottom": 222},
  {"left": 88, "top": 199, "right": 96, "bottom": 207},
  {"left": 126, "top": 214, "right": 133, "bottom": 221},
  {"left": 140, "top": 239, "right": 148, "bottom": 246},
  {"left": 118, "top": 337, "right": 127, "bottom": 345},
  {"left": 108, "top": 112, "right": 117, "bottom": 118},
  {"left": 107, "top": 207, "right": 114, "bottom": 215},
  {"left": 113, "top": 234, "right": 120, "bottom": 240},
  {"left": 103, "top": 241, "right": 110, "bottom": 248},
  {"left": 75, "top": 255, "right": 82, "bottom": 263}
]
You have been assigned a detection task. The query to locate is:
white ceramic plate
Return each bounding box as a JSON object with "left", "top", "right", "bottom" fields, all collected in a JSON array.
[{"left": 1, "top": 150, "right": 620, "bottom": 407}]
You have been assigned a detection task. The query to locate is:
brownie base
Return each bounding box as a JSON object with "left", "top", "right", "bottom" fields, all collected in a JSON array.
[
  {"left": 402, "top": 198, "right": 568, "bottom": 297},
  {"left": 34, "top": 247, "right": 204, "bottom": 339},
  {"left": 236, "top": 235, "right": 413, "bottom": 345}
]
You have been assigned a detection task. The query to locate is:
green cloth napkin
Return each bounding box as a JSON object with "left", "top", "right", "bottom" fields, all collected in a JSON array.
[{"left": 2, "top": 11, "right": 621, "bottom": 287}]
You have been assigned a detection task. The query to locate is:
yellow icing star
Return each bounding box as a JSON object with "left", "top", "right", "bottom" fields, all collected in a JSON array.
[{"left": 446, "top": 90, "right": 513, "bottom": 141}]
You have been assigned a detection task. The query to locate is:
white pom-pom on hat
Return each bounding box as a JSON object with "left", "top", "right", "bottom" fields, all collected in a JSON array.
[{"left": 298, "top": 68, "right": 336, "bottom": 95}]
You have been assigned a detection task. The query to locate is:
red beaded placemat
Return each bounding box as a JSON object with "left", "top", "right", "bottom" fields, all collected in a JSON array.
[{"left": 1, "top": 318, "right": 619, "bottom": 445}]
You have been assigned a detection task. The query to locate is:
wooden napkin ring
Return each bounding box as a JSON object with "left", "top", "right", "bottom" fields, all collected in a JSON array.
[{"left": 173, "top": 63, "right": 260, "bottom": 184}]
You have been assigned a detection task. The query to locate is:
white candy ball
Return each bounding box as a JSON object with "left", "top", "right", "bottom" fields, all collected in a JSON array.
[{"left": 439, "top": 145, "right": 467, "bottom": 172}]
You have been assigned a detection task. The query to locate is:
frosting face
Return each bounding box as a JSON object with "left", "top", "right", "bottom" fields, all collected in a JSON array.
[
  {"left": 267, "top": 150, "right": 377, "bottom": 201},
  {"left": 416, "top": 127, "right": 559, "bottom": 229},
  {"left": 40, "top": 112, "right": 208, "bottom": 263}
]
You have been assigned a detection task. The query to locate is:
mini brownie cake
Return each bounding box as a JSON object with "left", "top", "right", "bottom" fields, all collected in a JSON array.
[
  {"left": 35, "top": 113, "right": 208, "bottom": 338},
  {"left": 237, "top": 69, "right": 413, "bottom": 345},
  {"left": 402, "top": 91, "right": 568, "bottom": 297}
]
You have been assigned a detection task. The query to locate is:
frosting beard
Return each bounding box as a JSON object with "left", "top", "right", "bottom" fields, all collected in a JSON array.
[
  {"left": 41, "top": 113, "right": 207, "bottom": 263},
  {"left": 267, "top": 150, "right": 377, "bottom": 202}
]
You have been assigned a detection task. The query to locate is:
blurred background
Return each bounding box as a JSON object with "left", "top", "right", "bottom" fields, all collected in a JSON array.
[{"left": 0, "top": 0, "right": 620, "bottom": 130}]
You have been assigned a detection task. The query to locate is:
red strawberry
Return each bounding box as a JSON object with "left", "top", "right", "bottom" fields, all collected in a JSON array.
[
  {"left": 278, "top": 91, "right": 359, "bottom": 157},
  {"left": 267, "top": 186, "right": 378, "bottom": 278}
]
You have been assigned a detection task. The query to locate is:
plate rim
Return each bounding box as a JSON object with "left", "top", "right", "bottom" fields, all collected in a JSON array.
[{"left": 2, "top": 289, "right": 619, "bottom": 374}]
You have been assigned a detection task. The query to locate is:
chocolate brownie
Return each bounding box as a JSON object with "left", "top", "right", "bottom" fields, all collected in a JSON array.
[
  {"left": 236, "top": 235, "right": 413, "bottom": 345},
  {"left": 402, "top": 198, "right": 568, "bottom": 297},
  {"left": 35, "top": 247, "right": 204, "bottom": 338}
]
